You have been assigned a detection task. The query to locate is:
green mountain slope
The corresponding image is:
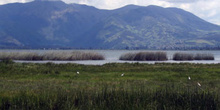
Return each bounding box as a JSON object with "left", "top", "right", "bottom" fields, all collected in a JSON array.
[{"left": 0, "top": 1, "right": 220, "bottom": 49}]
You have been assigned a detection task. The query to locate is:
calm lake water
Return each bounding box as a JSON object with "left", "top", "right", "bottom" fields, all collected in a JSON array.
[{"left": 1, "top": 50, "right": 220, "bottom": 65}]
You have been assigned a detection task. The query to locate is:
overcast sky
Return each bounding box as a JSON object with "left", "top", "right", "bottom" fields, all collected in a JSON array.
[{"left": 0, "top": 0, "right": 220, "bottom": 25}]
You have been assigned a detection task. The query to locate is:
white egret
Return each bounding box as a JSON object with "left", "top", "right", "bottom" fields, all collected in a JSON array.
[
  {"left": 188, "top": 76, "right": 191, "bottom": 80},
  {"left": 77, "top": 71, "right": 79, "bottom": 74},
  {"left": 121, "top": 73, "right": 124, "bottom": 77},
  {"left": 197, "top": 82, "right": 201, "bottom": 86}
]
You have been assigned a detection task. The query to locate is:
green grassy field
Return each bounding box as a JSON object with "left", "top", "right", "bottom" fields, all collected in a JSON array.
[{"left": 0, "top": 60, "right": 220, "bottom": 109}]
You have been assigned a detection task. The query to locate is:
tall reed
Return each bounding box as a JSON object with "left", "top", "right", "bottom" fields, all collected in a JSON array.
[
  {"left": 173, "top": 53, "right": 194, "bottom": 61},
  {"left": 0, "top": 51, "right": 105, "bottom": 61},
  {"left": 120, "top": 52, "right": 168, "bottom": 61},
  {"left": 0, "top": 85, "right": 218, "bottom": 110},
  {"left": 194, "top": 53, "right": 214, "bottom": 60},
  {"left": 173, "top": 52, "right": 214, "bottom": 61}
]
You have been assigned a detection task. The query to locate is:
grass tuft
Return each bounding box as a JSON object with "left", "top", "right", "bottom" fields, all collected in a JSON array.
[{"left": 0, "top": 59, "right": 15, "bottom": 64}]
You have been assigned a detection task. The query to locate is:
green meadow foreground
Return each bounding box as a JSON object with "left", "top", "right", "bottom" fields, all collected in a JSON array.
[{"left": 0, "top": 60, "right": 220, "bottom": 109}]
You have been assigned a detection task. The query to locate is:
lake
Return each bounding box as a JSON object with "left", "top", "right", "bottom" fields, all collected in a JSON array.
[{"left": 1, "top": 50, "right": 220, "bottom": 65}]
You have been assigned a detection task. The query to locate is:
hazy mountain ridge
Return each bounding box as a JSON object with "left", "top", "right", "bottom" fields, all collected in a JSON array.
[{"left": 0, "top": 1, "right": 220, "bottom": 49}]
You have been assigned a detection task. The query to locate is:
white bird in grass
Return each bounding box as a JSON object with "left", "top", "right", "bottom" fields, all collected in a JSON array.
[
  {"left": 76, "top": 71, "right": 79, "bottom": 74},
  {"left": 197, "top": 82, "right": 201, "bottom": 86},
  {"left": 121, "top": 73, "right": 124, "bottom": 77},
  {"left": 188, "top": 76, "right": 191, "bottom": 80}
]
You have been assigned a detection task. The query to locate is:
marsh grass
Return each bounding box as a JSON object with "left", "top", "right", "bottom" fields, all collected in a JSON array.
[
  {"left": 0, "top": 62, "right": 220, "bottom": 109},
  {"left": 194, "top": 53, "right": 215, "bottom": 60},
  {"left": 173, "top": 53, "right": 194, "bottom": 61},
  {"left": 173, "top": 53, "right": 214, "bottom": 61},
  {"left": 120, "top": 52, "right": 168, "bottom": 61},
  {"left": 0, "top": 84, "right": 219, "bottom": 110},
  {"left": 0, "top": 51, "right": 105, "bottom": 61}
]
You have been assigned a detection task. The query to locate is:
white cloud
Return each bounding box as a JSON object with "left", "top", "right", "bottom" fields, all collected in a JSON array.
[
  {"left": 63, "top": 0, "right": 172, "bottom": 9},
  {"left": 63, "top": 0, "right": 220, "bottom": 25},
  {"left": 170, "top": 0, "right": 220, "bottom": 25},
  {"left": 0, "top": 0, "right": 219, "bottom": 25},
  {"left": 161, "top": 0, "right": 203, "bottom": 3},
  {"left": 0, "top": 0, "right": 32, "bottom": 4}
]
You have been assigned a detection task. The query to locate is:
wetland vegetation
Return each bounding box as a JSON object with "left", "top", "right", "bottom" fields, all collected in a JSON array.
[
  {"left": 119, "top": 52, "right": 168, "bottom": 61},
  {"left": 173, "top": 53, "right": 214, "bottom": 61},
  {"left": 0, "top": 60, "right": 219, "bottom": 109},
  {"left": 0, "top": 51, "right": 105, "bottom": 61}
]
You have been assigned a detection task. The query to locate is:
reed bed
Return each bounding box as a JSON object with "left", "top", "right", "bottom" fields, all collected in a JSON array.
[
  {"left": 173, "top": 53, "right": 194, "bottom": 61},
  {"left": 173, "top": 53, "right": 214, "bottom": 61},
  {"left": 194, "top": 53, "right": 215, "bottom": 60},
  {"left": 119, "top": 52, "right": 168, "bottom": 61},
  {"left": 0, "top": 51, "right": 105, "bottom": 61}
]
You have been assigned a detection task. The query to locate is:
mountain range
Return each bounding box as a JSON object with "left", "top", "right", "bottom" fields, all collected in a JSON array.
[{"left": 0, "top": 0, "right": 220, "bottom": 49}]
